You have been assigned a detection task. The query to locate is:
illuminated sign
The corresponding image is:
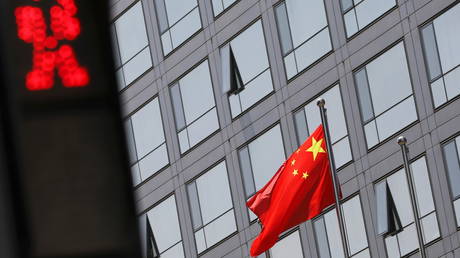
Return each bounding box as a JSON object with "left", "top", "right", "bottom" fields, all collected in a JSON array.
[{"left": 15, "top": 0, "right": 89, "bottom": 91}]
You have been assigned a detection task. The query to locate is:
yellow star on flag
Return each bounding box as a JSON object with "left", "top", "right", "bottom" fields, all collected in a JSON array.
[
  {"left": 302, "top": 172, "right": 309, "bottom": 179},
  {"left": 291, "top": 159, "right": 296, "bottom": 166},
  {"left": 306, "top": 137, "right": 326, "bottom": 160},
  {"left": 292, "top": 169, "right": 298, "bottom": 176}
]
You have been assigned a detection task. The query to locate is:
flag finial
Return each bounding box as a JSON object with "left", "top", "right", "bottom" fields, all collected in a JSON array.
[{"left": 316, "top": 98, "right": 325, "bottom": 107}]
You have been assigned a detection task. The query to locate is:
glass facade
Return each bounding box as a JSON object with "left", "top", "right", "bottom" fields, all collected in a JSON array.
[{"left": 110, "top": 0, "right": 460, "bottom": 257}]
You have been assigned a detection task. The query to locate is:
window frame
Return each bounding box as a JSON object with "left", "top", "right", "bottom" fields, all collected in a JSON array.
[
  {"left": 185, "top": 159, "right": 238, "bottom": 254},
  {"left": 273, "top": 0, "right": 334, "bottom": 82},
  {"left": 168, "top": 58, "right": 221, "bottom": 156},
  {"left": 373, "top": 154, "right": 441, "bottom": 257},
  {"left": 312, "top": 193, "right": 370, "bottom": 258},
  {"left": 124, "top": 95, "right": 170, "bottom": 187},
  {"left": 211, "top": 0, "right": 240, "bottom": 18},
  {"left": 153, "top": 0, "right": 203, "bottom": 57},
  {"left": 219, "top": 17, "right": 275, "bottom": 120},
  {"left": 111, "top": 0, "right": 153, "bottom": 91},
  {"left": 441, "top": 134, "right": 460, "bottom": 229},
  {"left": 418, "top": 2, "right": 460, "bottom": 110},
  {"left": 143, "top": 193, "right": 185, "bottom": 258},
  {"left": 340, "top": 0, "right": 398, "bottom": 40},
  {"left": 352, "top": 39, "right": 419, "bottom": 151}
]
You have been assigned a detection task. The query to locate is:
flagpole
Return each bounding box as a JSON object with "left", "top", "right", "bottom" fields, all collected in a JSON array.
[
  {"left": 397, "top": 136, "right": 426, "bottom": 258},
  {"left": 317, "top": 98, "right": 350, "bottom": 258}
]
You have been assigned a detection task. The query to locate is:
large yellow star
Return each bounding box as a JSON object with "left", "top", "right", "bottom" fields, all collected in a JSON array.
[{"left": 306, "top": 137, "right": 326, "bottom": 160}]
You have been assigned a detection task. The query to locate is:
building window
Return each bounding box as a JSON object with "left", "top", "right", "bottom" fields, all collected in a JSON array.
[
  {"left": 341, "top": 0, "right": 396, "bottom": 37},
  {"left": 313, "top": 195, "right": 370, "bottom": 258},
  {"left": 221, "top": 20, "right": 273, "bottom": 118},
  {"left": 170, "top": 60, "right": 219, "bottom": 154},
  {"left": 238, "top": 124, "right": 286, "bottom": 220},
  {"left": 269, "top": 230, "right": 304, "bottom": 258},
  {"left": 138, "top": 216, "right": 159, "bottom": 258},
  {"left": 354, "top": 42, "right": 417, "bottom": 149},
  {"left": 125, "top": 97, "right": 168, "bottom": 186},
  {"left": 187, "top": 161, "right": 237, "bottom": 253},
  {"left": 274, "top": 0, "right": 332, "bottom": 79},
  {"left": 211, "top": 0, "right": 237, "bottom": 16},
  {"left": 442, "top": 136, "right": 460, "bottom": 226},
  {"left": 140, "top": 195, "right": 185, "bottom": 258},
  {"left": 420, "top": 3, "right": 460, "bottom": 108},
  {"left": 111, "top": 2, "right": 152, "bottom": 90},
  {"left": 293, "top": 85, "right": 351, "bottom": 168},
  {"left": 154, "top": 0, "right": 202, "bottom": 56},
  {"left": 375, "top": 156, "right": 439, "bottom": 257}
]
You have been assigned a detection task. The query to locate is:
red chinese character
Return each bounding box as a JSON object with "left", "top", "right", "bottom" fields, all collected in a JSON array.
[{"left": 15, "top": 0, "right": 90, "bottom": 91}]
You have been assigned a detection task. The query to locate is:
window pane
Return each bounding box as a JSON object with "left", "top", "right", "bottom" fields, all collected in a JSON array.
[
  {"left": 324, "top": 209, "right": 345, "bottom": 258},
  {"left": 430, "top": 77, "right": 447, "bottom": 107},
  {"left": 270, "top": 230, "right": 304, "bottom": 258},
  {"left": 170, "top": 83, "right": 186, "bottom": 130},
  {"left": 179, "top": 61, "right": 215, "bottom": 124},
  {"left": 294, "top": 109, "right": 309, "bottom": 145},
  {"left": 169, "top": 8, "right": 201, "bottom": 48},
  {"left": 238, "top": 69, "right": 273, "bottom": 111},
  {"left": 375, "top": 181, "right": 388, "bottom": 235},
  {"left": 203, "top": 209, "right": 236, "bottom": 248},
  {"left": 239, "top": 146, "right": 256, "bottom": 196},
  {"left": 187, "top": 182, "right": 203, "bottom": 230},
  {"left": 285, "top": 0, "right": 328, "bottom": 48},
  {"left": 187, "top": 108, "right": 219, "bottom": 147},
  {"left": 433, "top": 4, "right": 460, "bottom": 73},
  {"left": 314, "top": 218, "right": 332, "bottom": 258},
  {"left": 420, "top": 23, "right": 442, "bottom": 80},
  {"left": 354, "top": 69, "right": 374, "bottom": 122},
  {"left": 421, "top": 213, "right": 439, "bottom": 243},
  {"left": 387, "top": 169, "right": 413, "bottom": 226},
  {"left": 196, "top": 162, "right": 233, "bottom": 225},
  {"left": 454, "top": 199, "right": 460, "bottom": 226},
  {"left": 123, "top": 46, "right": 152, "bottom": 85},
  {"left": 211, "top": 0, "right": 224, "bottom": 15},
  {"left": 274, "top": 2, "right": 293, "bottom": 55},
  {"left": 131, "top": 98, "right": 165, "bottom": 159},
  {"left": 443, "top": 141, "right": 460, "bottom": 198},
  {"left": 342, "top": 196, "right": 368, "bottom": 255},
  {"left": 230, "top": 21, "right": 269, "bottom": 84},
  {"left": 154, "top": 0, "right": 169, "bottom": 33},
  {"left": 366, "top": 43, "right": 412, "bottom": 115},
  {"left": 164, "top": 0, "right": 197, "bottom": 25},
  {"left": 115, "top": 2, "right": 149, "bottom": 64},
  {"left": 444, "top": 66, "right": 460, "bottom": 100},
  {"left": 147, "top": 196, "right": 182, "bottom": 253},
  {"left": 293, "top": 28, "right": 332, "bottom": 73},
  {"left": 248, "top": 125, "right": 286, "bottom": 191},
  {"left": 138, "top": 143, "right": 168, "bottom": 180},
  {"left": 397, "top": 224, "right": 418, "bottom": 256},
  {"left": 161, "top": 242, "right": 184, "bottom": 258},
  {"left": 410, "top": 157, "right": 434, "bottom": 216},
  {"left": 124, "top": 119, "right": 137, "bottom": 164},
  {"left": 374, "top": 96, "right": 417, "bottom": 141},
  {"left": 341, "top": 0, "right": 353, "bottom": 12},
  {"left": 354, "top": 0, "right": 395, "bottom": 31}
]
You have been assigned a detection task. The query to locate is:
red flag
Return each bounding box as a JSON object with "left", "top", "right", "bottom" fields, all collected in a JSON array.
[{"left": 247, "top": 125, "right": 337, "bottom": 256}]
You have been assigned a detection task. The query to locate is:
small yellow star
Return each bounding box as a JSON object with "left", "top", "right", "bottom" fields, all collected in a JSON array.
[
  {"left": 306, "top": 137, "right": 326, "bottom": 160},
  {"left": 291, "top": 159, "right": 296, "bottom": 166},
  {"left": 296, "top": 149, "right": 300, "bottom": 154},
  {"left": 292, "top": 169, "right": 298, "bottom": 176},
  {"left": 302, "top": 172, "right": 309, "bottom": 179}
]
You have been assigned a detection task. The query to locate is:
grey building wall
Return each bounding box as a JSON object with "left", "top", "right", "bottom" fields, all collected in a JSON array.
[{"left": 109, "top": 0, "right": 460, "bottom": 257}]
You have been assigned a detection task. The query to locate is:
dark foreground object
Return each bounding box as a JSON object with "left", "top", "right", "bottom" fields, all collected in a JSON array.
[{"left": 0, "top": 1, "right": 142, "bottom": 258}]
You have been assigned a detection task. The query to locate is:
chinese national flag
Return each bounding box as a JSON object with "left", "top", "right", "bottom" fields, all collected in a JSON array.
[{"left": 247, "top": 125, "right": 338, "bottom": 256}]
